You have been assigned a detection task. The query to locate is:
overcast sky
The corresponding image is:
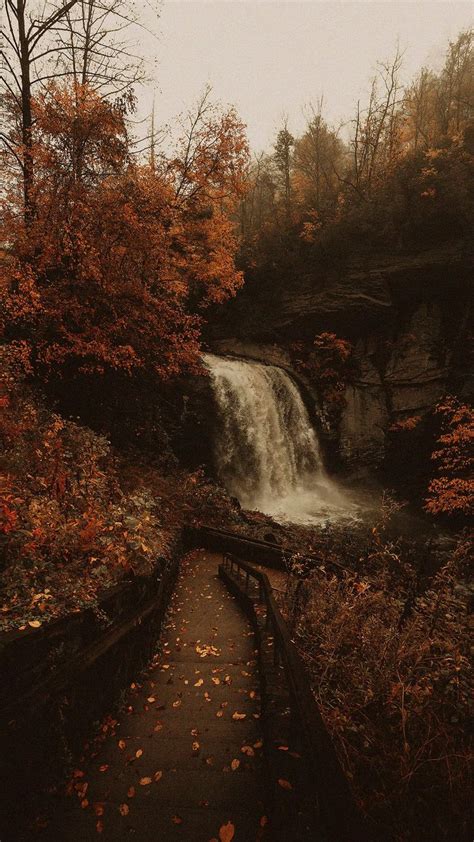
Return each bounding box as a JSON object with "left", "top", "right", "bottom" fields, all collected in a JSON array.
[{"left": 135, "top": 1, "right": 473, "bottom": 153}]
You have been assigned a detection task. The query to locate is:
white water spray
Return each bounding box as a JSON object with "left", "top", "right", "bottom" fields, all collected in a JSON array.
[{"left": 204, "top": 353, "right": 354, "bottom": 524}]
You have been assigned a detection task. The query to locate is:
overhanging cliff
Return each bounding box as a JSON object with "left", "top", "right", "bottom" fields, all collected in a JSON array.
[{"left": 209, "top": 244, "right": 473, "bottom": 471}]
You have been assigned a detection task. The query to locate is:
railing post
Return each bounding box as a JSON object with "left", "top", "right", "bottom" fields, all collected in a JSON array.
[{"left": 265, "top": 608, "right": 271, "bottom": 632}]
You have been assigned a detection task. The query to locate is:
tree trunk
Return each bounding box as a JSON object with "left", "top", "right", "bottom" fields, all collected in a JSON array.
[{"left": 17, "top": 0, "right": 35, "bottom": 225}]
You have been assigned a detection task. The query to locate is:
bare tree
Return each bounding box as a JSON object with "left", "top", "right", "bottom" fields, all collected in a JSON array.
[
  {"left": 57, "top": 0, "right": 156, "bottom": 98},
  {"left": 2, "top": 0, "right": 82, "bottom": 221},
  {"left": 170, "top": 85, "right": 248, "bottom": 208},
  {"left": 344, "top": 47, "right": 404, "bottom": 199},
  {"left": 1, "top": 0, "right": 160, "bottom": 222},
  {"left": 404, "top": 67, "right": 438, "bottom": 150}
]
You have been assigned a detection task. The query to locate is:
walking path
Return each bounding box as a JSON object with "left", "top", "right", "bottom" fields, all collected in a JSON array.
[{"left": 39, "top": 551, "right": 268, "bottom": 842}]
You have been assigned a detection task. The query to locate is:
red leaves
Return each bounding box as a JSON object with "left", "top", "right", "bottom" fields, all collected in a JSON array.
[
  {"left": 290, "top": 332, "right": 352, "bottom": 423},
  {"left": 4, "top": 84, "right": 248, "bottom": 387},
  {"left": 425, "top": 397, "right": 474, "bottom": 517}
]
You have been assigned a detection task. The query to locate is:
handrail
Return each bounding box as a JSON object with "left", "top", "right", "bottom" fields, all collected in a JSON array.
[
  {"left": 221, "top": 551, "right": 368, "bottom": 841},
  {"left": 187, "top": 523, "right": 349, "bottom": 576}
]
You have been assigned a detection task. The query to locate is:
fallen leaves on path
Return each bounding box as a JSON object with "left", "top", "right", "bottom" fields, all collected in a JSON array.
[
  {"left": 195, "top": 644, "right": 221, "bottom": 658},
  {"left": 241, "top": 745, "right": 255, "bottom": 756},
  {"left": 219, "top": 821, "right": 235, "bottom": 841}
]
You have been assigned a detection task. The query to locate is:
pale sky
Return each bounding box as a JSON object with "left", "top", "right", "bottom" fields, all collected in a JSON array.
[{"left": 134, "top": 1, "right": 473, "bottom": 153}]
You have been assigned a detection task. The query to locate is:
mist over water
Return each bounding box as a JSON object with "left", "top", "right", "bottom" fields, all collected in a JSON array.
[{"left": 204, "top": 353, "right": 357, "bottom": 525}]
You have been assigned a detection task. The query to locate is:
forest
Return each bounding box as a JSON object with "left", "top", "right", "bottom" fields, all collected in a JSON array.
[{"left": 0, "top": 3, "right": 472, "bottom": 841}]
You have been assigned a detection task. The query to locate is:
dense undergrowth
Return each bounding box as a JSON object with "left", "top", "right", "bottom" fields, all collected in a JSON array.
[
  {"left": 0, "top": 348, "right": 178, "bottom": 633},
  {"left": 280, "top": 514, "right": 473, "bottom": 841}
]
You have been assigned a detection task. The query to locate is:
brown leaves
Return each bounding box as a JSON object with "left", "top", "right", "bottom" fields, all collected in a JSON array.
[
  {"left": 195, "top": 644, "right": 220, "bottom": 658},
  {"left": 231, "top": 712, "right": 246, "bottom": 721},
  {"left": 139, "top": 777, "right": 152, "bottom": 786},
  {"left": 119, "top": 803, "right": 129, "bottom": 816},
  {"left": 278, "top": 778, "right": 293, "bottom": 790}
]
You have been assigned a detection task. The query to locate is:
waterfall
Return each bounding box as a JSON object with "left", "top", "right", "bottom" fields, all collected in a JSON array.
[{"left": 204, "top": 353, "right": 353, "bottom": 524}]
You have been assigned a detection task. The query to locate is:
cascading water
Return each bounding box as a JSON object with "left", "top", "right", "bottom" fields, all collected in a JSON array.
[{"left": 204, "top": 353, "right": 355, "bottom": 524}]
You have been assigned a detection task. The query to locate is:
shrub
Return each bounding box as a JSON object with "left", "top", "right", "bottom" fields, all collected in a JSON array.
[
  {"left": 0, "top": 345, "right": 173, "bottom": 631},
  {"left": 282, "top": 532, "right": 472, "bottom": 840},
  {"left": 425, "top": 397, "right": 474, "bottom": 518}
]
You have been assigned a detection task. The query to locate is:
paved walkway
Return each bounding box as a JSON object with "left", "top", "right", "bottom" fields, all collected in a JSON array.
[{"left": 39, "top": 552, "right": 268, "bottom": 841}]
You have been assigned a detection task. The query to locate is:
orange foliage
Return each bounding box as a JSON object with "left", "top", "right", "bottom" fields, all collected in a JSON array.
[
  {"left": 425, "top": 397, "right": 473, "bottom": 517},
  {"left": 389, "top": 415, "right": 422, "bottom": 432},
  {"left": 290, "top": 332, "right": 353, "bottom": 423},
  {"left": 0, "top": 349, "right": 175, "bottom": 631},
  {"left": 2, "top": 83, "right": 248, "bottom": 383}
]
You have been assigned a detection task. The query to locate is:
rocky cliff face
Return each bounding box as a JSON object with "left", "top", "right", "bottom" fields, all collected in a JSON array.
[{"left": 210, "top": 245, "right": 473, "bottom": 473}]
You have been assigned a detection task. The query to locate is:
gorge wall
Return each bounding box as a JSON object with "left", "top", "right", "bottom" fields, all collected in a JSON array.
[{"left": 208, "top": 244, "right": 473, "bottom": 478}]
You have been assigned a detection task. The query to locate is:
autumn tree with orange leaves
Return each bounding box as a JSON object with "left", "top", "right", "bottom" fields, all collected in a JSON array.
[
  {"left": 425, "top": 397, "right": 474, "bottom": 518},
  {"left": 2, "top": 83, "right": 249, "bottom": 428}
]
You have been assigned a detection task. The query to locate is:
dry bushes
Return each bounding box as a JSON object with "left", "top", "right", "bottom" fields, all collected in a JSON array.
[
  {"left": 283, "top": 531, "right": 472, "bottom": 841},
  {"left": 0, "top": 346, "right": 175, "bottom": 631}
]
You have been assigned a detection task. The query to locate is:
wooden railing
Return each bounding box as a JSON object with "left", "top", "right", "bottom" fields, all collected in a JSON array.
[
  {"left": 186, "top": 523, "right": 348, "bottom": 576},
  {"left": 220, "top": 551, "right": 370, "bottom": 842}
]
